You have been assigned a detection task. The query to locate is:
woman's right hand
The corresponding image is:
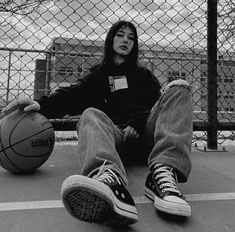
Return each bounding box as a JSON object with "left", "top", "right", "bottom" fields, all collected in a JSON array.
[{"left": 1, "top": 98, "right": 40, "bottom": 115}]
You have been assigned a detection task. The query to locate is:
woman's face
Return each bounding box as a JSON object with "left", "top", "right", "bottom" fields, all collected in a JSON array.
[{"left": 113, "top": 26, "right": 135, "bottom": 57}]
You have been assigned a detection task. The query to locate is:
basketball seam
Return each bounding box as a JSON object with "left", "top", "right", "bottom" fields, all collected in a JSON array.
[
  {"left": 0, "top": 128, "right": 54, "bottom": 172},
  {"left": 0, "top": 118, "right": 22, "bottom": 172},
  {"left": 8, "top": 111, "right": 36, "bottom": 154},
  {"left": 2, "top": 111, "right": 54, "bottom": 157},
  {"left": 8, "top": 126, "right": 54, "bottom": 157},
  {"left": 0, "top": 111, "right": 54, "bottom": 172},
  {"left": 0, "top": 125, "right": 54, "bottom": 157}
]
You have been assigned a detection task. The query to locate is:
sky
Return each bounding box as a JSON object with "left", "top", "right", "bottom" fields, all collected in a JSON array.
[{"left": 0, "top": 0, "right": 208, "bottom": 50}]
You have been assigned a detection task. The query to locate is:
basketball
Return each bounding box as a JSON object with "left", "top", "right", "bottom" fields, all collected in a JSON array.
[{"left": 0, "top": 109, "right": 55, "bottom": 173}]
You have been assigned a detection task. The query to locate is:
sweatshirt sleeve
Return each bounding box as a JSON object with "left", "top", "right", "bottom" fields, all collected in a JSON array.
[{"left": 36, "top": 72, "right": 96, "bottom": 119}]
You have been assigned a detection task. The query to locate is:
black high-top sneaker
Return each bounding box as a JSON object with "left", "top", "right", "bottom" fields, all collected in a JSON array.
[
  {"left": 61, "top": 164, "right": 138, "bottom": 226},
  {"left": 145, "top": 163, "right": 191, "bottom": 217}
]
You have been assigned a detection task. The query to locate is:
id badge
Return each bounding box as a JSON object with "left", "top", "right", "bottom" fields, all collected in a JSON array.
[{"left": 109, "top": 75, "right": 128, "bottom": 92}]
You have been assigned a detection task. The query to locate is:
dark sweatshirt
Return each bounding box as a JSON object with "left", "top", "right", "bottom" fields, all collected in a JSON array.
[{"left": 37, "top": 62, "right": 161, "bottom": 135}]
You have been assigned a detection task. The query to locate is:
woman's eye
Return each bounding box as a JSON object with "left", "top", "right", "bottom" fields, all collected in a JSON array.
[{"left": 116, "top": 33, "right": 124, "bottom": 37}]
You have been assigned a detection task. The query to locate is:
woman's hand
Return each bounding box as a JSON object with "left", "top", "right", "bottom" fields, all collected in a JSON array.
[
  {"left": 123, "top": 126, "right": 139, "bottom": 141},
  {"left": 1, "top": 98, "right": 40, "bottom": 115}
]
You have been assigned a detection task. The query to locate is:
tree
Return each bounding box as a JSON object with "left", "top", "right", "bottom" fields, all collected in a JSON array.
[
  {"left": 0, "top": 0, "right": 51, "bottom": 40},
  {"left": 0, "top": 0, "right": 50, "bottom": 15},
  {"left": 218, "top": 0, "right": 235, "bottom": 49}
]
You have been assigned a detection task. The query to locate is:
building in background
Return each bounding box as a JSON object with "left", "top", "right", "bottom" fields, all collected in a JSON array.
[
  {"left": 34, "top": 37, "right": 235, "bottom": 120},
  {"left": 199, "top": 54, "right": 235, "bottom": 121}
]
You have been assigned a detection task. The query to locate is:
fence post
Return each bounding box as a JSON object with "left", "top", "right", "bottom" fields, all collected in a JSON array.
[{"left": 207, "top": 0, "right": 218, "bottom": 149}]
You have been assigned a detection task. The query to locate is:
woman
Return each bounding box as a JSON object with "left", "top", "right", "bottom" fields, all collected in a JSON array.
[{"left": 2, "top": 20, "right": 193, "bottom": 226}]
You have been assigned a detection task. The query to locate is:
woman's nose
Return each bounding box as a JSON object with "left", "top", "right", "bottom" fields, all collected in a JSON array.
[{"left": 123, "top": 36, "right": 129, "bottom": 43}]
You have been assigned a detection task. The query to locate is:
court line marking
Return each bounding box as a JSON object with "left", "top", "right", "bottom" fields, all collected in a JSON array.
[{"left": 1, "top": 192, "right": 235, "bottom": 212}]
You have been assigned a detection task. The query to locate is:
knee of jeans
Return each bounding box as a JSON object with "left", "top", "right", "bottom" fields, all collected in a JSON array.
[
  {"left": 80, "top": 107, "right": 97, "bottom": 119},
  {"left": 81, "top": 107, "right": 106, "bottom": 122},
  {"left": 82, "top": 107, "right": 99, "bottom": 116},
  {"left": 164, "top": 79, "right": 191, "bottom": 92}
]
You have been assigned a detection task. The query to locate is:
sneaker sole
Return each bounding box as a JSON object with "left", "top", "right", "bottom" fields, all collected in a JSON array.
[
  {"left": 144, "top": 187, "right": 191, "bottom": 217},
  {"left": 61, "top": 175, "right": 138, "bottom": 226}
]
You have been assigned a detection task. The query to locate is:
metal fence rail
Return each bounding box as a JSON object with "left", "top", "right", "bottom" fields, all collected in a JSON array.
[{"left": 0, "top": 0, "right": 235, "bottom": 149}]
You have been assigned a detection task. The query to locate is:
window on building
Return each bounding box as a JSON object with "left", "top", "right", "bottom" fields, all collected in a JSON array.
[
  {"left": 229, "top": 91, "right": 234, "bottom": 99},
  {"left": 59, "top": 67, "right": 66, "bottom": 76},
  {"left": 200, "top": 77, "right": 206, "bottom": 82},
  {"left": 181, "top": 72, "right": 186, "bottom": 77},
  {"left": 167, "top": 71, "right": 186, "bottom": 82},
  {"left": 200, "top": 60, "right": 207, "bottom": 64},
  {"left": 217, "top": 75, "right": 222, "bottom": 82},
  {"left": 224, "top": 107, "right": 234, "bottom": 112},
  {"left": 222, "top": 91, "right": 234, "bottom": 99},
  {"left": 59, "top": 66, "right": 73, "bottom": 76},
  {"left": 77, "top": 66, "right": 82, "bottom": 73}
]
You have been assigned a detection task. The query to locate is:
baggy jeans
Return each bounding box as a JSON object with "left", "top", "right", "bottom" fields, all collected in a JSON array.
[{"left": 76, "top": 80, "right": 193, "bottom": 185}]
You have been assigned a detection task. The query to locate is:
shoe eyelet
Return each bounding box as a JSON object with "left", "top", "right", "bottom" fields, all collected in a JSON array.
[
  {"left": 121, "top": 193, "right": 125, "bottom": 198},
  {"left": 115, "top": 190, "right": 119, "bottom": 195}
]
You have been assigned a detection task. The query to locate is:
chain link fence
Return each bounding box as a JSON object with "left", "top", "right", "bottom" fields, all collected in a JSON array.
[{"left": 0, "top": 0, "right": 234, "bottom": 148}]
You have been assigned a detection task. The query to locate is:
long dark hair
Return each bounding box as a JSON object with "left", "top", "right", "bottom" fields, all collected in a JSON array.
[{"left": 101, "top": 20, "right": 139, "bottom": 68}]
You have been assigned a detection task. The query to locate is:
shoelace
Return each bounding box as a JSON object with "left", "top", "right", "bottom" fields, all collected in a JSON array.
[
  {"left": 153, "top": 164, "right": 181, "bottom": 195},
  {"left": 93, "top": 160, "right": 121, "bottom": 185}
]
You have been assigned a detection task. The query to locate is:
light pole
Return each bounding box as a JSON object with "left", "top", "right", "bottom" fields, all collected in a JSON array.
[
  {"left": 6, "top": 51, "right": 12, "bottom": 104},
  {"left": 17, "top": 55, "right": 23, "bottom": 98}
]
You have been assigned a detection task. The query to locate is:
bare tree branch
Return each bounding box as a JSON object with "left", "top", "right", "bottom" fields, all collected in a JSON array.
[
  {"left": 0, "top": 0, "right": 50, "bottom": 15},
  {"left": 218, "top": 0, "right": 235, "bottom": 47},
  {"left": 0, "top": 0, "right": 52, "bottom": 41}
]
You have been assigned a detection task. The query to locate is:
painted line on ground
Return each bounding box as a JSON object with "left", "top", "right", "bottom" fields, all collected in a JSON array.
[
  {"left": 136, "top": 192, "right": 235, "bottom": 204},
  {"left": 1, "top": 192, "right": 235, "bottom": 212},
  {"left": 0, "top": 200, "right": 63, "bottom": 212}
]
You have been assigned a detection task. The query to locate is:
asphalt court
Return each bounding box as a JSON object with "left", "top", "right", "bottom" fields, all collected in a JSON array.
[{"left": 1, "top": 142, "right": 235, "bottom": 232}]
